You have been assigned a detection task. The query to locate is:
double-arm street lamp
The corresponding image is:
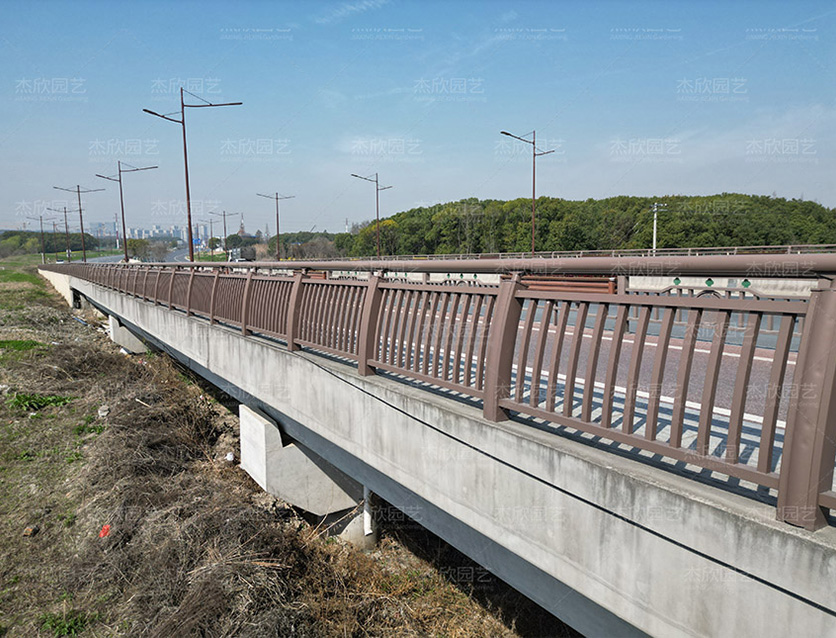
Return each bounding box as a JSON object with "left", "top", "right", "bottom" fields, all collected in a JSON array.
[
  {"left": 500, "top": 129, "right": 555, "bottom": 256},
  {"left": 53, "top": 185, "right": 104, "bottom": 262},
  {"left": 350, "top": 172, "right": 392, "bottom": 258},
  {"left": 257, "top": 192, "right": 295, "bottom": 260},
  {"left": 144, "top": 87, "right": 242, "bottom": 262},
  {"left": 96, "top": 161, "right": 158, "bottom": 262}
]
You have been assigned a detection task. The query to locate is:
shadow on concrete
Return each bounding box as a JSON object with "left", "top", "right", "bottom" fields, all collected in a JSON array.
[{"left": 375, "top": 498, "right": 582, "bottom": 638}]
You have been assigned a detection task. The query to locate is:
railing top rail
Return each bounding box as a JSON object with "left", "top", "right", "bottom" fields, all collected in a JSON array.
[{"left": 48, "top": 253, "right": 836, "bottom": 278}]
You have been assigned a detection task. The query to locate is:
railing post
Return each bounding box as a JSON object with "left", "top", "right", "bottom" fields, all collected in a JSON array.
[
  {"left": 357, "top": 273, "right": 383, "bottom": 376},
  {"left": 209, "top": 269, "right": 220, "bottom": 325},
  {"left": 185, "top": 267, "right": 196, "bottom": 317},
  {"left": 777, "top": 278, "right": 836, "bottom": 530},
  {"left": 241, "top": 268, "right": 255, "bottom": 335},
  {"left": 483, "top": 273, "right": 523, "bottom": 421},
  {"left": 153, "top": 267, "right": 161, "bottom": 305},
  {"left": 142, "top": 267, "right": 150, "bottom": 301},
  {"left": 168, "top": 266, "right": 177, "bottom": 310},
  {"left": 285, "top": 271, "right": 306, "bottom": 351}
]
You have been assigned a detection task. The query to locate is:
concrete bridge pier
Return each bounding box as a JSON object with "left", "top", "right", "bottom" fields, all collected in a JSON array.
[
  {"left": 108, "top": 315, "right": 149, "bottom": 354},
  {"left": 239, "top": 404, "right": 379, "bottom": 549}
]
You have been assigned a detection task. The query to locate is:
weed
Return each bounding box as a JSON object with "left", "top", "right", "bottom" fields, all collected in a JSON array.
[
  {"left": 73, "top": 423, "right": 104, "bottom": 436},
  {"left": 6, "top": 392, "right": 73, "bottom": 412},
  {"left": 0, "top": 339, "right": 42, "bottom": 351},
  {"left": 14, "top": 450, "right": 34, "bottom": 461},
  {"left": 39, "top": 609, "right": 96, "bottom": 637},
  {"left": 65, "top": 450, "right": 83, "bottom": 464}
]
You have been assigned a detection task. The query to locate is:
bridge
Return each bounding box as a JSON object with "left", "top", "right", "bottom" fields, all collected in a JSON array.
[{"left": 40, "top": 256, "right": 836, "bottom": 637}]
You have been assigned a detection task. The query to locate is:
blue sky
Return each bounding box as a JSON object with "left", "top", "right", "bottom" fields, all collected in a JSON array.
[{"left": 1, "top": 0, "right": 834, "bottom": 236}]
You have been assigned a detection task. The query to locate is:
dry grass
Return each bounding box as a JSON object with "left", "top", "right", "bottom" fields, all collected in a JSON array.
[{"left": 0, "top": 262, "right": 573, "bottom": 637}]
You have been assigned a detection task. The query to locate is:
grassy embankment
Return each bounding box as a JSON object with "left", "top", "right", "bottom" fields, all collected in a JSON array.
[{"left": 0, "top": 258, "right": 572, "bottom": 637}]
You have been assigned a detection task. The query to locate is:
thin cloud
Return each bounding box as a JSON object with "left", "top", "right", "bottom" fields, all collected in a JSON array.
[{"left": 313, "top": 0, "right": 390, "bottom": 25}]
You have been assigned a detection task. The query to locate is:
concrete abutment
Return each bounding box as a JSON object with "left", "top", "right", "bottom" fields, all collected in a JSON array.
[{"left": 239, "top": 404, "right": 378, "bottom": 549}]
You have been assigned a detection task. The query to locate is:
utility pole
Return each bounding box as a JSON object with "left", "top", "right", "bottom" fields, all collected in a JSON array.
[
  {"left": 46, "top": 206, "right": 73, "bottom": 262},
  {"left": 144, "top": 88, "right": 242, "bottom": 262},
  {"left": 350, "top": 172, "right": 392, "bottom": 258},
  {"left": 51, "top": 221, "right": 59, "bottom": 261},
  {"left": 651, "top": 202, "right": 667, "bottom": 253},
  {"left": 500, "top": 129, "right": 555, "bottom": 256},
  {"left": 257, "top": 192, "right": 295, "bottom": 260},
  {"left": 26, "top": 214, "right": 54, "bottom": 264},
  {"left": 209, "top": 210, "right": 239, "bottom": 260},
  {"left": 53, "top": 185, "right": 104, "bottom": 262},
  {"left": 96, "top": 161, "right": 157, "bottom": 262}
]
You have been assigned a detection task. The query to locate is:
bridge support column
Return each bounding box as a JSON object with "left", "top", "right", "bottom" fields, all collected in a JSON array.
[
  {"left": 107, "top": 315, "right": 148, "bottom": 354},
  {"left": 238, "top": 404, "right": 378, "bottom": 548}
]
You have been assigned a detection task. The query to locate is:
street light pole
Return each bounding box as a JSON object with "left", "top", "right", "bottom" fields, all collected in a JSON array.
[
  {"left": 500, "top": 130, "right": 555, "bottom": 256},
  {"left": 96, "top": 161, "right": 158, "bottom": 262},
  {"left": 257, "top": 192, "right": 295, "bottom": 260},
  {"left": 53, "top": 185, "right": 104, "bottom": 262},
  {"left": 651, "top": 202, "right": 666, "bottom": 253},
  {"left": 144, "top": 88, "right": 242, "bottom": 262},
  {"left": 351, "top": 172, "right": 392, "bottom": 258}
]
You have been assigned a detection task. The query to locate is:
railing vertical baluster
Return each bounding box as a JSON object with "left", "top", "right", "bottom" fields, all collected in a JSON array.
[
  {"left": 168, "top": 266, "right": 177, "bottom": 310},
  {"left": 421, "top": 293, "right": 441, "bottom": 377},
  {"left": 759, "top": 315, "right": 794, "bottom": 474},
  {"left": 483, "top": 274, "right": 522, "bottom": 422},
  {"left": 153, "top": 267, "right": 161, "bottom": 305},
  {"left": 670, "top": 308, "right": 703, "bottom": 447},
  {"left": 474, "top": 295, "right": 494, "bottom": 392},
  {"left": 186, "top": 268, "right": 196, "bottom": 317},
  {"left": 463, "top": 294, "right": 484, "bottom": 389},
  {"left": 622, "top": 306, "right": 651, "bottom": 434},
  {"left": 645, "top": 307, "right": 675, "bottom": 440},
  {"left": 582, "top": 303, "right": 610, "bottom": 422},
  {"left": 600, "top": 305, "right": 628, "bottom": 428},
  {"left": 563, "top": 302, "right": 590, "bottom": 418},
  {"left": 545, "top": 301, "right": 571, "bottom": 413},
  {"left": 209, "top": 269, "right": 220, "bottom": 324},
  {"left": 430, "top": 292, "right": 450, "bottom": 378},
  {"left": 726, "top": 311, "right": 762, "bottom": 463},
  {"left": 529, "top": 300, "right": 554, "bottom": 408},
  {"left": 441, "top": 294, "right": 461, "bottom": 381},
  {"left": 696, "top": 310, "right": 730, "bottom": 455},
  {"left": 452, "top": 294, "right": 472, "bottom": 385},
  {"left": 142, "top": 267, "right": 150, "bottom": 301}
]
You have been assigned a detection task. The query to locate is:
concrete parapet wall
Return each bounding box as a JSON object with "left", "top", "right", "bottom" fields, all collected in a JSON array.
[
  {"left": 38, "top": 268, "right": 74, "bottom": 305},
  {"left": 66, "top": 276, "right": 836, "bottom": 637}
]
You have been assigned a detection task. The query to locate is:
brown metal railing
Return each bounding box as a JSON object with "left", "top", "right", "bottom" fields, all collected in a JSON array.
[{"left": 42, "top": 255, "right": 836, "bottom": 530}]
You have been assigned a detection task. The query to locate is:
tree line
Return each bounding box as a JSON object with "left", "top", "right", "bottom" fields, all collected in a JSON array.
[
  {"left": 0, "top": 230, "right": 100, "bottom": 259},
  {"left": 334, "top": 193, "right": 836, "bottom": 257}
]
